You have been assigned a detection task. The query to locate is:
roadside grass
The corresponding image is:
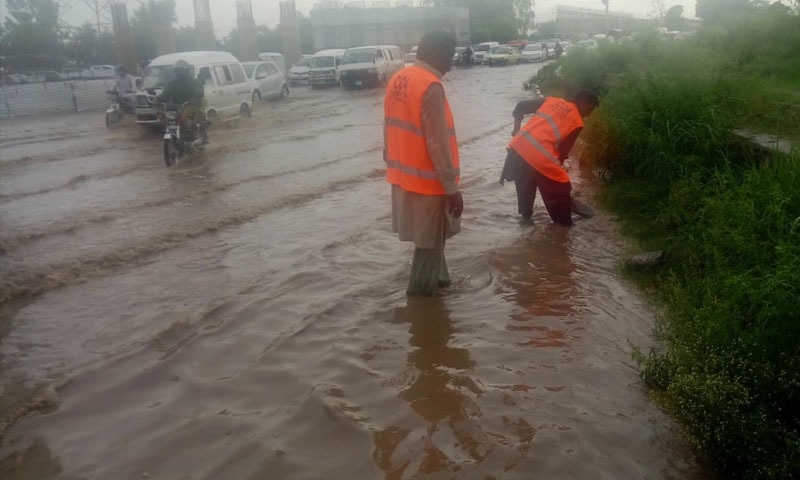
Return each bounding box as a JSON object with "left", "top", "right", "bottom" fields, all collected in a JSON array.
[{"left": 530, "top": 10, "right": 800, "bottom": 480}]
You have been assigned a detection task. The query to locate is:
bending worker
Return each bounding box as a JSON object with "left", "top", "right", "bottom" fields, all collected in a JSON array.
[
  {"left": 384, "top": 30, "right": 462, "bottom": 296},
  {"left": 500, "top": 91, "right": 599, "bottom": 226}
]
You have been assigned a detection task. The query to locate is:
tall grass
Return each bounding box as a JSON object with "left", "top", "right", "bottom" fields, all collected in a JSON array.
[{"left": 532, "top": 10, "right": 800, "bottom": 479}]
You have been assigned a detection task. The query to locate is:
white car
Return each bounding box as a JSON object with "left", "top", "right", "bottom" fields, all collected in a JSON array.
[
  {"left": 288, "top": 55, "right": 312, "bottom": 85},
  {"left": 520, "top": 43, "right": 546, "bottom": 63},
  {"left": 90, "top": 64, "right": 117, "bottom": 78},
  {"left": 61, "top": 68, "right": 93, "bottom": 79},
  {"left": 242, "top": 61, "right": 289, "bottom": 103}
]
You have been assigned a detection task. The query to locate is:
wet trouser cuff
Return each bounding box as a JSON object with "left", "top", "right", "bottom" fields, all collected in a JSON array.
[{"left": 407, "top": 247, "right": 449, "bottom": 296}]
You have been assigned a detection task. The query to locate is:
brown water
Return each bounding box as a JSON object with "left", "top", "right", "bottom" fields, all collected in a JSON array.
[{"left": 0, "top": 64, "right": 709, "bottom": 479}]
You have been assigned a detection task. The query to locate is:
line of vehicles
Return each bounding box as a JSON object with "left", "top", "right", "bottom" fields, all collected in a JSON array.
[{"left": 106, "top": 39, "right": 565, "bottom": 167}]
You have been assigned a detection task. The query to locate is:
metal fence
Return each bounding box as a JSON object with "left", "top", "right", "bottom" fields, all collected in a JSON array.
[{"left": 0, "top": 79, "right": 118, "bottom": 118}]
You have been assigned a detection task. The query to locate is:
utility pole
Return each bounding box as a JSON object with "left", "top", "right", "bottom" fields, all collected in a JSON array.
[
  {"left": 95, "top": 0, "right": 101, "bottom": 33},
  {"left": 601, "top": 0, "right": 608, "bottom": 35}
]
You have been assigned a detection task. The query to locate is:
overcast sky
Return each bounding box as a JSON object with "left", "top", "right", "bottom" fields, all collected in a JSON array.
[{"left": 10, "top": 0, "right": 699, "bottom": 37}]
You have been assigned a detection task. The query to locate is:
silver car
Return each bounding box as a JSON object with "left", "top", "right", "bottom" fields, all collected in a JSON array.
[{"left": 242, "top": 61, "right": 289, "bottom": 104}]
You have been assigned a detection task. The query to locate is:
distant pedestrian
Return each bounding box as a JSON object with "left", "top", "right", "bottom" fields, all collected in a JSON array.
[
  {"left": 555, "top": 41, "right": 563, "bottom": 58},
  {"left": 500, "top": 91, "right": 599, "bottom": 226},
  {"left": 384, "top": 30, "right": 461, "bottom": 296}
]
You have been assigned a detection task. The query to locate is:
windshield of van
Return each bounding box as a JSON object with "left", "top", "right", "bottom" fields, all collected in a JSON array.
[
  {"left": 473, "top": 44, "right": 492, "bottom": 52},
  {"left": 343, "top": 49, "right": 375, "bottom": 64},
  {"left": 141, "top": 65, "right": 184, "bottom": 90},
  {"left": 311, "top": 56, "right": 335, "bottom": 68}
]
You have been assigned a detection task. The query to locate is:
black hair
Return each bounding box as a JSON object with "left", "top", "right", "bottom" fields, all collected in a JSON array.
[
  {"left": 570, "top": 90, "right": 600, "bottom": 108},
  {"left": 416, "top": 30, "right": 457, "bottom": 65}
]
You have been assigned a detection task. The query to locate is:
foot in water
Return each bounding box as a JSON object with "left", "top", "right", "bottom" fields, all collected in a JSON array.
[{"left": 571, "top": 198, "right": 595, "bottom": 219}]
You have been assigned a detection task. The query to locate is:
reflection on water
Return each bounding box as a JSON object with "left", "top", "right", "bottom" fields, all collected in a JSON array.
[
  {"left": 491, "top": 225, "right": 585, "bottom": 350},
  {"left": 375, "top": 297, "right": 479, "bottom": 477}
]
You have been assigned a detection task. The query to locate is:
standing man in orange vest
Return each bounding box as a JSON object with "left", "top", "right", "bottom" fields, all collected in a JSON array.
[
  {"left": 384, "top": 30, "right": 462, "bottom": 296},
  {"left": 500, "top": 91, "right": 599, "bottom": 226}
]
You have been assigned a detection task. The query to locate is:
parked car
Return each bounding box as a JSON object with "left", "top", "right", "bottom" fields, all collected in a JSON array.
[
  {"left": 288, "top": 55, "right": 313, "bottom": 85},
  {"left": 33, "top": 70, "right": 63, "bottom": 82},
  {"left": 258, "top": 52, "right": 286, "bottom": 76},
  {"left": 90, "top": 64, "right": 117, "bottom": 78},
  {"left": 339, "top": 45, "right": 403, "bottom": 88},
  {"left": 520, "top": 43, "right": 546, "bottom": 63},
  {"left": 309, "top": 48, "right": 346, "bottom": 88},
  {"left": 484, "top": 45, "right": 520, "bottom": 66},
  {"left": 451, "top": 46, "right": 466, "bottom": 65},
  {"left": 135, "top": 51, "right": 252, "bottom": 126},
  {"left": 242, "top": 60, "right": 289, "bottom": 103},
  {"left": 61, "top": 68, "right": 93, "bottom": 79},
  {"left": 404, "top": 52, "right": 417, "bottom": 66},
  {"left": 471, "top": 41, "right": 499, "bottom": 65},
  {"left": 5, "top": 73, "right": 34, "bottom": 84}
]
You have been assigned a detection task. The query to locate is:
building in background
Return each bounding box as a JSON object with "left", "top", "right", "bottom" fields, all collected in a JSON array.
[
  {"left": 310, "top": 1, "right": 469, "bottom": 52},
  {"left": 553, "top": 5, "right": 648, "bottom": 37}
]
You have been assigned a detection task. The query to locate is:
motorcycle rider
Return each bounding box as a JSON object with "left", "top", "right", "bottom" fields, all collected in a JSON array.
[
  {"left": 157, "top": 59, "right": 206, "bottom": 141},
  {"left": 111, "top": 64, "right": 137, "bottom": 109}
]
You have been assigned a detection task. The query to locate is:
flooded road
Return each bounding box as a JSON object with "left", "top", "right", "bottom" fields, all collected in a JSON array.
[{"left": 0, "top": 64, "right": 708, "bottom": 479}]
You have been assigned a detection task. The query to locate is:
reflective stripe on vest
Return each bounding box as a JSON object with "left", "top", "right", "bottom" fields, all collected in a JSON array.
[
  {"left": 508, "top": 97, "right": 582, "bottom": 183},
  {"left": 384, "top": 65, "right": 459, "bottom": 195}
]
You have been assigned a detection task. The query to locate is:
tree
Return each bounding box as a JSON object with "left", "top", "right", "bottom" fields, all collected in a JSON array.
[
  {"left": 175, "top": 26, "right": 198, "bottom": 52},
  {"left": 513, "top": 0, "right": 534, "bottom": 37},
  {"left": 62, "top": 23, "right": 110, "bottom": 67},
  {"left": 664, "top": 5, "right": 685, "bottom": 31},
  {"left": 695, "top": 0, "right": 751, "bottom": 23},
  {"left": 130, "top": 0, "right": 177, "bottom": 60},
  {"left": 1, "top": 0, "right": 61, "bottom": 69}
]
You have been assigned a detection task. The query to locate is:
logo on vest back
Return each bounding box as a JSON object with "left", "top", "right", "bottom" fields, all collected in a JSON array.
[
  {"left": 553, "top": 101, "right": 573, "bottom": 120},
  {"left": 391, "top": 74, "right": 409, "bottom": 102}
]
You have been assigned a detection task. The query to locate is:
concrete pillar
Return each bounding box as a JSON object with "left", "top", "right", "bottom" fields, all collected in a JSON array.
[
  {"left": 279, "top": 0, "right": 302, "bottom": 69},
  {"left": 236, "top": 0, "right": 259, "bottom": 60},
  {"left": 194, "top": 0, "right": 216, "bottom": 50}
]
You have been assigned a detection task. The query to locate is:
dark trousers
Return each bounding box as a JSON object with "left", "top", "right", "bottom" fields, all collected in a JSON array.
[{"left": 507, "top": 149, "right": 573, "bottom": 227}]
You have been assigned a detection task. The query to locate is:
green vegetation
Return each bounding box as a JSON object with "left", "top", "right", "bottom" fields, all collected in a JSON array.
[{"left": 533, "top": 4, "right": 800, "bottom": 479}]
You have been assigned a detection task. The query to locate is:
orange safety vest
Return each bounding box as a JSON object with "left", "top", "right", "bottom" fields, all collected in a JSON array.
[
  {"left": 384, "top": 65, "right": 459, "bottom": 195},
  {"left": 507, "top": 96, "right": 583, "bottom": 183}
]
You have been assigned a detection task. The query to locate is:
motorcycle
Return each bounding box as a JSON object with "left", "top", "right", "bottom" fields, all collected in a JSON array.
[
  {"left": 159, "top": 101, "right": 209, "bottom": 167},
  {"left": 105, "top": 90, "right": 136, "bottom": 127}
]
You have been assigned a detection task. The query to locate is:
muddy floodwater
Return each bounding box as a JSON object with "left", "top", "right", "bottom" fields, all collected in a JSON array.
[{"left": 0, "top": 64, "right": 709, "bottom": 479}]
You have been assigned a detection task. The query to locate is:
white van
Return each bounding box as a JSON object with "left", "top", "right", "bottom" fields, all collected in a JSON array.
[
  {"left": 339, "top": 45, "right": 403, "bottom": 88},
  {"left": 135, "top": 51, "right": 252, "bottom": 125},
  {"left": 308, "top": 48, "right": 346, "bottom": 88},
  {"left": 471, "top": 41, "right": 500, "bottom": 64}
]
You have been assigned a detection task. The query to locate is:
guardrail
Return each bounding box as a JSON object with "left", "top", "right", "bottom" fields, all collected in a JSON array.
[{"left": 0, "top": 78, "right": 118, "bottom": 118}]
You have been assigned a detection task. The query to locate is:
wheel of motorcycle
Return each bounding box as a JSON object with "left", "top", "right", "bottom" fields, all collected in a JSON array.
[{"left": 164, "top": 139, "right": 178, "bottom": 167}]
